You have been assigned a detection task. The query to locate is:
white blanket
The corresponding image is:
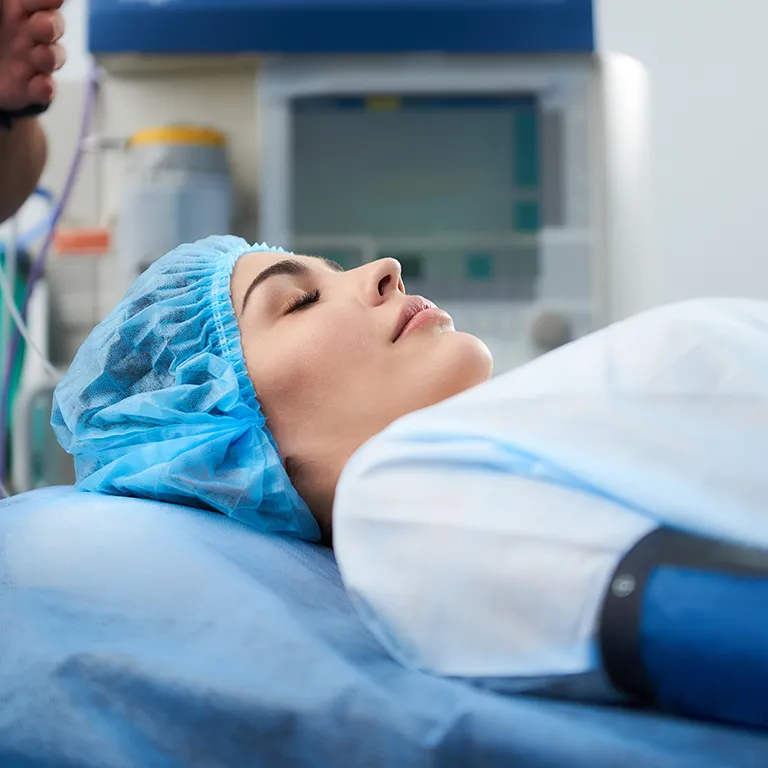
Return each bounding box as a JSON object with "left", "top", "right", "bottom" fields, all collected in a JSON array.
[{"left": 334, "top": 299, "right": 768, "bottom": 682}]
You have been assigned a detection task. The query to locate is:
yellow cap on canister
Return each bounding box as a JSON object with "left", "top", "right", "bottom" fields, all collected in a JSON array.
[{"left": 129, "top": 125, "right": 226, "bottom": 148}]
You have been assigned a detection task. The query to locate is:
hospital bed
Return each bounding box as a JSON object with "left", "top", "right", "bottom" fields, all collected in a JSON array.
[{"left": 1, "top": 487, "right": 766, "bottom": 767}]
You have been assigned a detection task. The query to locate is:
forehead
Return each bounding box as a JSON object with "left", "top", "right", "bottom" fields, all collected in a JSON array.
[
  {"left": 234, "top": 249, "right": 300, "bottom": 278},
  {"left": 230, "top": 250, "right": 343, "bottom": 307},
  {"left": 231, "top": 250, "right": 311, "bottom": 291}
]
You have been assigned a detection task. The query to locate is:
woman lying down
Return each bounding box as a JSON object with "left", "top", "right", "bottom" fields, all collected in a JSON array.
[{"left": 53, "top": 236, "right": 768, "bottom": 730}]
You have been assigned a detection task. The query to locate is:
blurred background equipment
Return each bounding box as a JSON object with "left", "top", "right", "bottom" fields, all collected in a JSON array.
[
  {"left": 0, "top": 66, "right": 97, "bottom": 493},
  {"left": 1, "top": 0, "right": 649, "bottom": 492},
  {"left": 117, "top": 125, "right": 233, "bottom": 289},
  {"left": 86, "top": 0, "right": 644, "bottom": 375},
  {"left": 530, "top": 311, "right": 574, "bottom": 354},
  {"left": 11, "top": 0, "right": 768, "bottom": 491}
]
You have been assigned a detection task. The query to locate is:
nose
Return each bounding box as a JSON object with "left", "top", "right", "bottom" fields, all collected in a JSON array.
[{"left": 358, "top": 258, "right": 404, "bottom": 305}]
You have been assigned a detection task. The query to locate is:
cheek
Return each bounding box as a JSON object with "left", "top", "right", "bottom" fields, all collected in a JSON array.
[{"left": 242, "top": 306, "right": 377, "bottom": 412}]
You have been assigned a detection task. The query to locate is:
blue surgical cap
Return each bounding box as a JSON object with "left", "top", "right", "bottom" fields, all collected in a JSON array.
[{"left": 51, "top": 235, "right": 321, "bottom": 541}]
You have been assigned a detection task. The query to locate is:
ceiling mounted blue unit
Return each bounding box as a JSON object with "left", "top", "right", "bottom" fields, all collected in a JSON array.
[{"left": 88, "top": 0, "right": 595, "bottom": 56}]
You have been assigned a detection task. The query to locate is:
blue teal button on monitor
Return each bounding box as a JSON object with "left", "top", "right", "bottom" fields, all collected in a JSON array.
[
  {"left": 515, "top": 201, "right": 541, "bottom": 233},
  {"left": 466, "top": 253, "right": 494, "bottom": 281},
  {"left": 515, "top": 110, "right": 540, "bottom": 188}
]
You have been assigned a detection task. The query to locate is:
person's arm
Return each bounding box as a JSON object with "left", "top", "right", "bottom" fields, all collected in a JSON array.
[
  {"left": 0, "top": 0, "right": 66, "bottom": 222},
  {"left": 0, "top": 116, "right": 46, "bottom": 222}
]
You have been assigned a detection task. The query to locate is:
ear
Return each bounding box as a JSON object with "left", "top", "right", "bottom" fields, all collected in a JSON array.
[{"left": 284, "top": 456, "right": 300, "bottom": 485}]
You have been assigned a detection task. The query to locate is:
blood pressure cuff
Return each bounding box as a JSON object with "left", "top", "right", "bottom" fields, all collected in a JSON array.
[{"left": 600, "top": 527, "right": 768, "bottom": 729}]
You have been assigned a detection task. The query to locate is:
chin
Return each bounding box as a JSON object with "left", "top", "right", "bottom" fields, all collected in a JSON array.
[{"left": 432, "top": 330, "right": 493, "bottom": 397}]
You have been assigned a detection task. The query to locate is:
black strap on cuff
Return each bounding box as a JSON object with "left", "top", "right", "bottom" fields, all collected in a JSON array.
[
  {"left": 599, "top": 526, "right": 768, "bottom": 704},
  {"left": 0, "top": 102, "right": 52, "bottom": 130}
]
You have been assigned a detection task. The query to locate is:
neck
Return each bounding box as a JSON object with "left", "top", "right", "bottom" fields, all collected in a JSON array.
[
  {"left": 288, "top": 420, "right": 400, "bottom": 544},
  {"left": 291, "top": 450, "right": 346, "bottom": 546}
]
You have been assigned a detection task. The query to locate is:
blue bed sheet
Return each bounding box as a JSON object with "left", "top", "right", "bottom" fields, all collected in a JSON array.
[{"left": 0, "top": 487, "right": 766, "bottom": 767}]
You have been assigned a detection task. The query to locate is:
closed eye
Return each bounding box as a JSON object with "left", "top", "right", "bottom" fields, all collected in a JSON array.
[{"left": 285, "top": 288, "right": 320, "bottom": 314}]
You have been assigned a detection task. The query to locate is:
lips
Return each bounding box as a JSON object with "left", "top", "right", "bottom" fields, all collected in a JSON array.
[{"left": 392, "top": 296, "right": 439, "bottom": 342}]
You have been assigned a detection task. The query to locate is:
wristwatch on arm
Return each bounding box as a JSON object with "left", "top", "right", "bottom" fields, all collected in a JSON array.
[{"left": 0, "top": 101, "right": 50, "bottom": 129}]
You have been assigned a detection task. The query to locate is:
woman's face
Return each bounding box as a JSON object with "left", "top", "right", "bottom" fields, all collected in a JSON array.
[{"left": 231, "top": 250, "right": 492, "bottom": 528}]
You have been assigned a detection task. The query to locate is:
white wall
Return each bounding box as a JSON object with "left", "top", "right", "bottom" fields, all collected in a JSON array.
[{"left": 598, "top": 0, "right": 768, "bottom": 304}]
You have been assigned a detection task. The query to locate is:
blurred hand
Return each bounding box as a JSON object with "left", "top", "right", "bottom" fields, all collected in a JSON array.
[{"left": 0, "top": 0, "right": 66, "bottom": 111}]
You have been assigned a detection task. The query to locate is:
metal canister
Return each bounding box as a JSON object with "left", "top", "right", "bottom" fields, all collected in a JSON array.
[{"left": 117, "top": 125, "right": 233, "bottom": 286}]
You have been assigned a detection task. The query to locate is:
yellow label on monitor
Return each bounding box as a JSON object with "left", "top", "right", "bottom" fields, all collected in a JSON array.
[{"left": 365, "top": 96, "right": 402, "bottom": 111}]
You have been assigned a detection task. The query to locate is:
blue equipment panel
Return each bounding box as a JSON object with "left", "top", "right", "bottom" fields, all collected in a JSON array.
[{"left": 88, "top": 0, "right": 595, "bottom": 56}]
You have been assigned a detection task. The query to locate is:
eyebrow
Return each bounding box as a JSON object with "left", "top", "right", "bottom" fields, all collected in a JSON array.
[{"left": 240, "top": 255, "right": 343, "bottom": 314}]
